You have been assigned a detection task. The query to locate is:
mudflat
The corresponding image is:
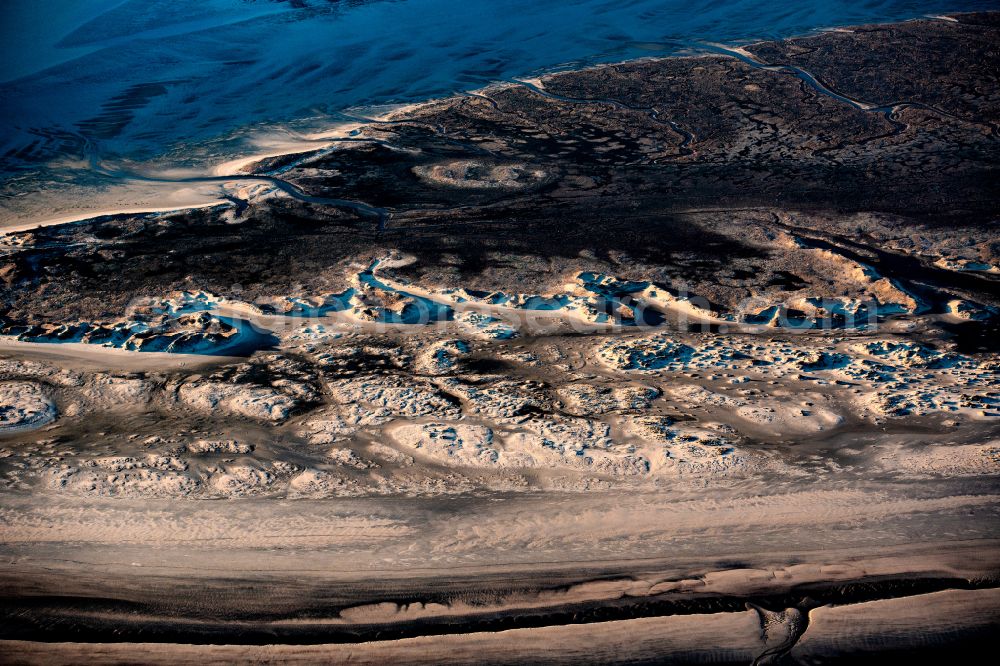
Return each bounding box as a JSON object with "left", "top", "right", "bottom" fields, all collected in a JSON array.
[{"left": 1, "top": 12, "right": 998, "bottom": 664}]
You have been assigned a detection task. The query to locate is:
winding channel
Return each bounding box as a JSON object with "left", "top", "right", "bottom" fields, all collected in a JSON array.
[
  {"left": 8, "top": 28, "right": 995, "bottom": 243},
  {"left": 92, "top": 166, "right": 391, "bottom": 231},
  {"left": 701, "top": 42, "right": 1000, "bottom": 138},
  {"left": 503, "top": 78, "right": 697, "bottom": 159}
]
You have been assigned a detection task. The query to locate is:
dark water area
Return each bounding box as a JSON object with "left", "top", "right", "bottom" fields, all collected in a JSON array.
[{"left": 0, "top": 0, "right": 996, "bottom": 182}]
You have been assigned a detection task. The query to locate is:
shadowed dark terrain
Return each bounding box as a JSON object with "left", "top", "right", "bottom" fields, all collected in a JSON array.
[
  {"left": 1, "top": 15, "right": 997, "bottom": 330},
  {"left": 0, "top": 12, "right": 999, "bottom": 666}
]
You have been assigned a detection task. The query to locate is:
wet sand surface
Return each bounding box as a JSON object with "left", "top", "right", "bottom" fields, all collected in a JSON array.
[{"left": 1, "top": 12, "right": 999, "bottom": 664}]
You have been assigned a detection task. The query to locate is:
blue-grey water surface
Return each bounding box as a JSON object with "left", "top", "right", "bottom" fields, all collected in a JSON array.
[{"left": 0, "top": 0, "right": 995, "bottom": 184}]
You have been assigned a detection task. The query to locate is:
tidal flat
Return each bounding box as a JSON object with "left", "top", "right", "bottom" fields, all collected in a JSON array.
[{"left": 1, "top": 10, "right": 998, "bottom": 664}]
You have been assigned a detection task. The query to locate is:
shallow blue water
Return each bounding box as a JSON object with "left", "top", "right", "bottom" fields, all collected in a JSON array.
[{"left": 0, "top": 0, "right": 994, "bottom": 179}]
